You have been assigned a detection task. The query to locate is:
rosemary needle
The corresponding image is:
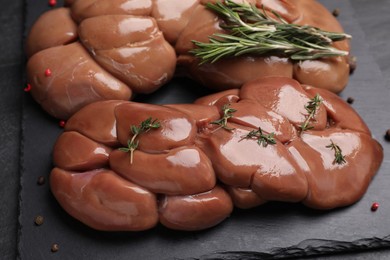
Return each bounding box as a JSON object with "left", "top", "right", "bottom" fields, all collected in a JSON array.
[{"left": 191, "top": 0, "right": 350, "bottom": 64}]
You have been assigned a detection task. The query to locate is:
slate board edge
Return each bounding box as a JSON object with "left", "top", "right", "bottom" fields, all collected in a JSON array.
[
  {"left": 16, "top": 0, "right": 29, "bottom": 258},
  {"left": 194, "top": 236, "right": 390, "bottom": 260}
]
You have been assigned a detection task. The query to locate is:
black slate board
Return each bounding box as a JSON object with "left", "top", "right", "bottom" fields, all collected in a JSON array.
[{"left": 18, "top": 0, "right": 390, "bottom": 259}]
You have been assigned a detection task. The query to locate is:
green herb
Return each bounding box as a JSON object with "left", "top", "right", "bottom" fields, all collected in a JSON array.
[
  {"left": 119, "top": 117, "right": 160, "bottom": 164},
  {"left": 191, "top": 0, "right": 350, "bottom": 64},
  {"left": 211, "top": 103, "right": 237, "bottom": 132},
  {"left": 300, "top": 94, "right": 322, "bottom": 133},
  {"left": 240, "top": 127, "right": 276, "bottom": 147},
  {"left": 326, "top": 140, "right": 346, "bottom": 165}
]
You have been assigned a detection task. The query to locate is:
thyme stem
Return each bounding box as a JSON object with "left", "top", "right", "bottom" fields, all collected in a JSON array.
[
  {"left": 326, "top": 140, "right": 346, "bottom": 165},
  {"left": 300, "top": 94, "right": 322, "bottom": 133},
  {"left": 118, "top": 117, "right": 160, "bottom": 164},
  {"left": 240, "top": 127, "right": 276, "bottom": 147},
  {"left": 211, "top": 103, "right": 237, "bottom": 132}
]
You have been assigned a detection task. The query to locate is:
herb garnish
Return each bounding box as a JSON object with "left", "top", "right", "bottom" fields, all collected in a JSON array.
[
  {"left": 326, "top": 140, "right": 346, "bottom": 165},
  {"left": 240, "top": 127, "right": 276, "bottom": 147},
  {"left": 191, "top": 0, "right": 350, "bottom": 64},
  {"left": 211, "top": 103, "right": 237, "bottom": 132},
  {"left": 119, "top": 117, "right": 160, "bottom": 164},
  {"left": 300, "top": 94, "right": 322, "bottom": 133}
]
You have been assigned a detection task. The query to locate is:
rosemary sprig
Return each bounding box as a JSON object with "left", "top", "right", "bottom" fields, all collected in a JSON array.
[
  {"left": 300, "top": 94, "right": 322, "bottom": 133},
  {"left": 191, "top": 0, "right": 350, "bottom": 64},
  {"left": 240, "top": 127, "right": 276, "bottom": 147},
  {"left": 211, "top": 103, "right": 237, "bottom": 132},
  {"left": 118, "top": 117, "right": 160, "bottom": 164},
  {"left": 326, "top": 140, "right": 346, "bottom": 165}
]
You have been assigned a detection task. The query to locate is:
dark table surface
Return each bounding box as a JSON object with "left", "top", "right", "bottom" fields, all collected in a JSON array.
[{"left": 1, "top": 0, "right": 390, "bottom": 259}]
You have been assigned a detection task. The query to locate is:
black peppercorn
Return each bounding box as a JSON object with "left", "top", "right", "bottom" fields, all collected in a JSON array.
[
  {"left": 37, "top": 176, "right": 45, "bottom": 185},
  {"left": 332, "top": 8, "right": 340, "bottom": 17},
  {"left": 385, "top": 129, "right": 390, "bottom": 142},
  {"left": 348, "top": 56, "right": 357, "bottom": 74},
  {"left": 346, "top": 97, "right": 354, "bottom": 104}
]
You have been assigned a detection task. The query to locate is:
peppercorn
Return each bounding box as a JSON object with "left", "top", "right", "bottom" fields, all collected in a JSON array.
[
  {"left": 332, "top": 8, "right": 340, "bottom": 17},
  {"left": 371, "top": 202, "right": 379, "bottom": 211},
  {"left": 385, "top": 129, "right": 390, "bottom": 142},
  {"left": 24, "top": 84, "right": 32, "bottom": 92},
  {"left": 37, "top": 176, "right": 45, "bottom": 185},
  {"left": 51, "top": 243, "right": 59, "bottom": 253},
  {"left": 346, "top": 97, "right": 354, "bottom": 104},
  {"left": 348, "top": 56, "right": 357, "bottom": 74},
  {"left": 44, "top": 68, "right": 52, "bottom": 77},
  {"left": 59, "top": 120, "right": 66, "bottom": 128},
  {"left": 34, "top": 215, "right": 44, "bottom": 226},
  {"left": 48, "top": 0, "right": 56, "bottom": 7}
]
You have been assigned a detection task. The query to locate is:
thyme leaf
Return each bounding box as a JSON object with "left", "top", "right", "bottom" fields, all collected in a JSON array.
[
  {"left": 119, "top": 117, "right": 160, "bottom": 164},
  {"left": 300, "top": 94, "right": 322, "bottom": 133},
  {"left": 326, "top": 140, "right": 346, "bottom": 165},
  {"left": 240, "top": 127, "right": 276, "bottom": 147},
  {"left": 211, "top": 103, "right": 237, "bottom": 132}
]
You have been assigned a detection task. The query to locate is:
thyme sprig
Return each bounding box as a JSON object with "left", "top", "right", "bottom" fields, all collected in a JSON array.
[
  {"left": 211, "top": 103, "right": 237, "bottom": 132},
  {"left": 119, "top": 117, "right": 160, "bottom": 164},
  {"left": 240, "top": 127, "right": 276, "bottom": 147},
  {"left": 326, "top": 140, "right": 346, "bottom": 165},
  {"left": 300, "top": 94, "right": 322, "bottom": 133},
  {"left": 191, "top": 0, "right": 350, "bottom": 64}
]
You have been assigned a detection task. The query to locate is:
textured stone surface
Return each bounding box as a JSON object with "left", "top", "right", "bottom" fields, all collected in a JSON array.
[
  {"left": 1, "top": 0, "right": 390, "bottom": 259},
  {"left": 0, "top": 0, "right": 24, "bottom": 259}
]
